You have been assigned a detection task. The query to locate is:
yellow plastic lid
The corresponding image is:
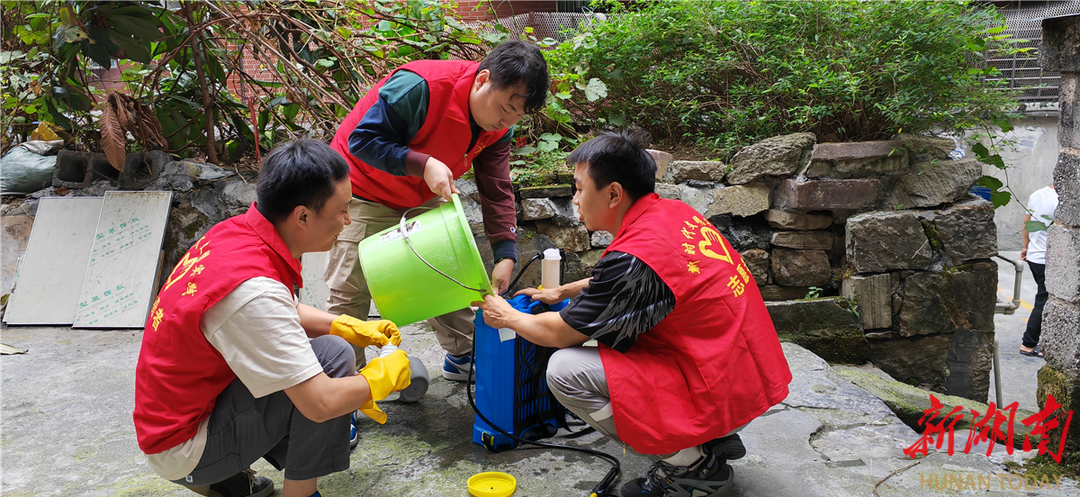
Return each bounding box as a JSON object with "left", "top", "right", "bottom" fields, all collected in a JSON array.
[{"left": 467, "top": 471, "right": 517, "bottom": 497}]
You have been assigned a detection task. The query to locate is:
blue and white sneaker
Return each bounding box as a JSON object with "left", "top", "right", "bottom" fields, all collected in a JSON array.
[
  {"left": 349, "top": 410, "right": 359, "bottom": 449},
  {"left": 443, "top": 353, "right": 473, "bottom": 381}
]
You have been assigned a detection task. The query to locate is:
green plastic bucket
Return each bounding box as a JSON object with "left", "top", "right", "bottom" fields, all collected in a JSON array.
[{"left": 358, "top": 194, "right": 492, "bottom": 326}]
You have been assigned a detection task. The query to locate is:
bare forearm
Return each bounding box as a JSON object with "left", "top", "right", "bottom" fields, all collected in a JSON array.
[
  {"left": 507, "top": 311, "right": 588, "bottom": 349},
  {"left": 319, "top": 375, "right": 372, "bottom": 418},
  {"left": 559, "top": 278, "right": 592, "bottom": 300},
  {"left": 297, "top": 303, "right": 336, "bottom": 338},
  {"left": 285, "top": 373, "right": 372, "bottom": 423}
]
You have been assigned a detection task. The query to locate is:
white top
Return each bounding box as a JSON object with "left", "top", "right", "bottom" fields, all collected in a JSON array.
[
  {"left": 1026, "top": 186, "right": 1058, "bottom": 264},
  {"left": 146, "top": 277, "right": 323, "bottom": 481}
]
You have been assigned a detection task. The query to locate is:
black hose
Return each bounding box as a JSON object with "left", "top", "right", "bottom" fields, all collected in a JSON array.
[
  {"left": 476, "top": 254, "right": 622, "bottom": 496},
  {"left": 500, "top": 252, "right": 543, "bottom": 297},
  {"left": 466, "top": 338, "right": 621, "bottom": 496}
]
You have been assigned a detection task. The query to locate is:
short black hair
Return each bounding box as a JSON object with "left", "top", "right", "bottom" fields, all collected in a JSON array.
[
  {"left": 567, "top": 128, "right": 656, "bottom": 201},
  {"left": 256, "top": 139, "right": 350, "bottom": 224},
  {"left": 478, "top": 40, "right": 550, "bottom": 113}
]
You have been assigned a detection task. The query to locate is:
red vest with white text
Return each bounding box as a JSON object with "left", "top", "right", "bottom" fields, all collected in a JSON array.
[
  {"left": 133, "top": 204, "right": 303, "bottom": 454},
  {"left": 331, "top": 60, "right": 508, "bottom": 209},
  {"left": 600, "top": 194, "right": 792, "bottom": 454}
]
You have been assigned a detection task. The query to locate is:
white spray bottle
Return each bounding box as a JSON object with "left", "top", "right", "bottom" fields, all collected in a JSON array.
[{"left": 541, "top": 248, "right": 561, "bottom": 290}]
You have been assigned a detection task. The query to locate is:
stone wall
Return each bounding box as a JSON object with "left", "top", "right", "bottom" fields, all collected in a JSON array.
[
  {"left": 1, "top": 132, "right": 998, "bottom": 404},
  {"left": 1035, "top": 13, "right": 1080, "bottom": 467},
  {"left": 477, "top": 132, "right": 997, "bottom": 402}
]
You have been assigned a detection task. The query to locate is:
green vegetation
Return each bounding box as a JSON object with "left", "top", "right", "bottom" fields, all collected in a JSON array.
[
  {"left": 1, "top": 0, "right": 498, "bottom": 162},
  {"left": 510, "top": 148, "right": 574, "bottom": 186},
  {"left": 1013, "top": 454, "right": 1075, "bottom": 483},
  {"left": 544, "top": 0, "right": 1023, "bottom": 152},
  {"left": 1, "top": 0, "right": 1026, "bottom": 190}
]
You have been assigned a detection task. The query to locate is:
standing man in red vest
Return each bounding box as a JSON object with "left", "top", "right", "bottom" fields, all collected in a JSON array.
[
  {"left": 327, "top": 40, "right": 550, "bottom": 382},
  {"left": 478, "top": 130, "right": 792, "bottom": 497},
  {"left": 134, "top": 140, "right": 413, "bottom": 497}
]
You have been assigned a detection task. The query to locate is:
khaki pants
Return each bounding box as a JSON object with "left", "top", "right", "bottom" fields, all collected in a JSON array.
[
  {"left": 324, "top": 197, "right": 475, "bottom": 368},
  {"left": 546, "top": 346, "right": 744, "bottom": 460}
]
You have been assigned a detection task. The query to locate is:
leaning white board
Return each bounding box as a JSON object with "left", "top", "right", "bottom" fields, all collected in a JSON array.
[
  {"left": 3, "top": 197, "right": 104, "bottom": 325},
  {"left": 299, "top": 251, "right": 329, "bottom": 311},
  {"left": 73, "top": 191, "right": 172, "bottom": 328}
]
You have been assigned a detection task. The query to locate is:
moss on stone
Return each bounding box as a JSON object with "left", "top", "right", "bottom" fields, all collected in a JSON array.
[
  {"left": 779, "top": 331, "right": 868, "bottom": 365},
  {"left": 1018, "top": 454, "right": 1076, "bottom": 485},
  {"left": 920, "top": 218, "right": 944, "bottom": 251},
  {"left": 1036, "top": 364, "right": 1072, "bottom": 412},
  {"left": 832, "top": 296, "right": 855, "bottom": 311},
  {"left": 1036, "top": 364, "right": 1080, "bottom": 465},
  {"left": 834, "top": 365, "right": 1038, "bottom": 448},
  {"left": 940, "top": 262, "right": 981, "bottom": 277},
  {"left": 102, "top": 474, "right": 181, "bottom": 497},
  {"left": 182, "top": 218, "right": 205, "bottom": 239},
  {"left": 771, "top": 298, "right": 867, "bottom": 364},
  {"left": 518, "top": 184, "right": 574, "bottom": 196}
]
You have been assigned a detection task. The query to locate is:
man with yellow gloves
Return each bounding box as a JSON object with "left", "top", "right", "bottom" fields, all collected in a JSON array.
[
  {"left": 134, "top": 140, "right": 413, "bottom": 497},
  {"left": 328, "top": 315, "right": 401, "bottom": 425}
]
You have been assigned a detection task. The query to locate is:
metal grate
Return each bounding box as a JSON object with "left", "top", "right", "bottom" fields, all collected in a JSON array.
[
  {"left": 988, "top": 1, "right": 1080, "bottom": 111},
  {"left": 468, "top": 12, "right": 606, "bottom": 42}
]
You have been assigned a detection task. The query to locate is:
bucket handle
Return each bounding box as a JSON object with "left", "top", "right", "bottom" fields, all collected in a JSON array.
[{"left": 399, "top": 209, "right": 489, "bottom": 294}]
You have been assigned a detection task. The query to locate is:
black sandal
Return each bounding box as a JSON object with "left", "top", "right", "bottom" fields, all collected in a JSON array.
[{"left": 1020, "top": 346, "right": 1044, "bottom": 358}]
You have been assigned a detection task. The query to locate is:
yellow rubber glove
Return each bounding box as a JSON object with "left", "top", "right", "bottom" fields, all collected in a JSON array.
[
  {"left": 330, "top": 315, "right": 401, "bottom": 348},
  {"left": 357, "top": 349, "right": 412, "bottom": 424}
]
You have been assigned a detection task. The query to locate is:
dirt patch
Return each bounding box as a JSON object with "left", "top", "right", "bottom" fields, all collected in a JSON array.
[{"left": 653, "top": 139, "right": 713, "bottom": 160}]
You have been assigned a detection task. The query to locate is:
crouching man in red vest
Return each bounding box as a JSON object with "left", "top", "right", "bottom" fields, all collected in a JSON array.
[
  {"left": 134, "top": 140, "right": 413, "bottom": 497},
  {"left": 478, "top": 130, "right": 792, "bottom": 497}
]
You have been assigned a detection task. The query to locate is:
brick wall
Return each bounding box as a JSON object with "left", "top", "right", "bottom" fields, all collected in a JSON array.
[
  {"left": 225, "top": 47, "right": 280, "bottom": 103},
  {"left": 458, "top": 1, "right": 559, "bottom": 21}
]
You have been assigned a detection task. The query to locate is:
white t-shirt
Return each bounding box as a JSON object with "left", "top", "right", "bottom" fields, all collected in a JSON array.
[
  {"left": 1026, "top": 186, "right": 1058, "bottom": 264},
  {"left": 145, "top": 277, "right": 323, "bottom": 480}
]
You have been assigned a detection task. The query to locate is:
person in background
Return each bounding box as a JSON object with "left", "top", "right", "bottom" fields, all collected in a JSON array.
[
  {"left": 1019, "top": 183, "right": 1057, "bottom": 358},
  {"left": 477, "top": 129, "right": 792, "bottom": 497},
  {"left": 326, "top": 39, "right": 550, "bottom": 384},
  {"left": 133, "top": 140, "right": 413, "bottom": 497}
]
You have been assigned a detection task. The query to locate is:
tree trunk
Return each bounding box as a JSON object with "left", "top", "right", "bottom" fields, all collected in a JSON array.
[{"left": 182, "top": 1, "right": 217, "bottom": 164}]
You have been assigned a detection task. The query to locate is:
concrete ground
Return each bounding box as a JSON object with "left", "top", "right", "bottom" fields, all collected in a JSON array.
[
  {"left": 989, "top": 251, "right": 1047, "bottom": 413},
  {"left": 1, "top": 250, "right": 1075, "bottom": 496}
]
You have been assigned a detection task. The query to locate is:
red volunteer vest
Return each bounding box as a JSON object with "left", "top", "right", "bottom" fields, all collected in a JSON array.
[
  {"left": 600, "top": 194, "right": 792, "bottom": 454},
  {"left": 331, "top": 60, "right": 508, "bottom": 209},
  {"left": 133, "top": 204, "right": 303, "bottom": 454}
]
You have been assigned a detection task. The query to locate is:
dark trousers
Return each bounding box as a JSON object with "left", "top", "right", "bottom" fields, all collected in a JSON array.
[
  {"left": 172, "top": 335, "right": 355, "bottom": 485},
  {"left": 1022, "top": 261, "right": 1047, "bottom": 349}
]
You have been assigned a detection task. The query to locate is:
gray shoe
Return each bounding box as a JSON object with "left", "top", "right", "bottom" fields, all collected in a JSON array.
[
  {"left": 619, "top": 451, "right": 733, "bottom": 497},
  {"left": 704, "top": 434, "right": 745, "bottom": 462}
]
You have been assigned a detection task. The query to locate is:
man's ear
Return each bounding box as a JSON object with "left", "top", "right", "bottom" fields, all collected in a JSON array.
[
  {"left": 473, "top": 69, "right": 490, "bottom": 90},
  {"left": 608, "top": 181, "right": 624, "bottom": 208},
  {"left": 291, "top": 204, "right": 310, "bottom": 229}
]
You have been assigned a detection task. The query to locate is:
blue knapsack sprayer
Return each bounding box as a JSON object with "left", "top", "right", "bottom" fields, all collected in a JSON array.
[{"left": 468, "top": 248, "right": 620, "bottom": 497}]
